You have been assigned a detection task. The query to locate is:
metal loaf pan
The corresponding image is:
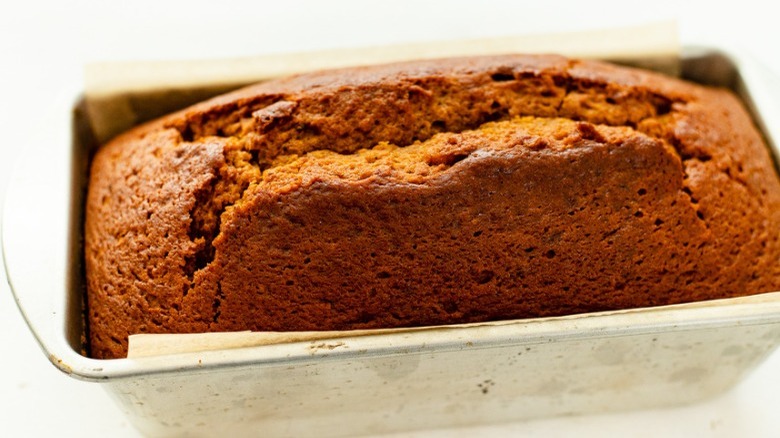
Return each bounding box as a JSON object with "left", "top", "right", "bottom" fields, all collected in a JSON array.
[{"left": 3, "top": 46, "right": 780, "bottom": 438}]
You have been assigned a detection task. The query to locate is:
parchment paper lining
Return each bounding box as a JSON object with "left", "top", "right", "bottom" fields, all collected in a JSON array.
[
  {"left": 128, "top": 292, "right": 780, "bottom": 358},
  {"left": 86, "top": 22, "right": 687, "bottom": 359}
]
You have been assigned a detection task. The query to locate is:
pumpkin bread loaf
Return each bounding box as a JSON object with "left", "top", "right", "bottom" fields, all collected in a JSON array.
[{"left": 85, "top": 55, "right": 780, "bottom": 359}]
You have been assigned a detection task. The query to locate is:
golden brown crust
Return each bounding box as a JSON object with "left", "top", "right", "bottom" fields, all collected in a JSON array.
[{"left": 85, "top": 54, "right": 780, "bottom": 359}]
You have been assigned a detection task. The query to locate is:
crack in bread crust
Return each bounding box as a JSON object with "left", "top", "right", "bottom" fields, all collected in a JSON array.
[{"left": 180, "top": 60, "right": 690, "bottom": 284}]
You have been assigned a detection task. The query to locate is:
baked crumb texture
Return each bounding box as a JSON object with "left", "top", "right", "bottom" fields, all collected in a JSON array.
[{"left": 85, "top": 55, "right": 780, "bottom": 359}]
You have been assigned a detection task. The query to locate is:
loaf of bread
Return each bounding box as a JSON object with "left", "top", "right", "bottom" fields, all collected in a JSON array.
[{"left": 85, "top": 54, "right": 780, "bottom": 359}]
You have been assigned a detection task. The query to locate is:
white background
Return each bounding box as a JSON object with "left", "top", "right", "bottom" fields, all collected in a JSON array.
[{"left": 2, "top": 1, "right": 780, "bottom": 436}]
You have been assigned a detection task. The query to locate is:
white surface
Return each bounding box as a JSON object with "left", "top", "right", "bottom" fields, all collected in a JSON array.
[{"left": 1, "top": 1, "right": 780, "bottom": 436}]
